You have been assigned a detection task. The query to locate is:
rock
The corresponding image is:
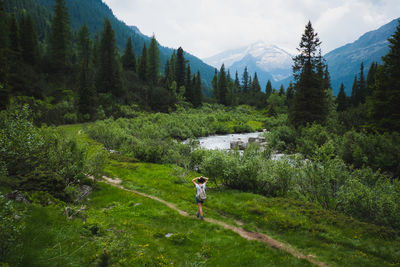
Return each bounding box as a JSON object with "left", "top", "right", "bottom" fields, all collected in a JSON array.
[
  {"left": 165, "top": 233, "right": 174, "bottom": 238},
  {"left": 230, "top": 140, "right": 246, "bottom": 150},
  {"left": 248, "top": 137, "right": 257, "bottom": 143},
  {"left": 5, "top": 190, "right": 30, "bottom": 204},
  {"left": 75, "top": 185, "right": 93, "bottom": 203}
]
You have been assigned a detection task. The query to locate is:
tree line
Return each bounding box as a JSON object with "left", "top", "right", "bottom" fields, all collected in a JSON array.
[{"left": 0, "top": 0, "right": 203, "bottom": 124}]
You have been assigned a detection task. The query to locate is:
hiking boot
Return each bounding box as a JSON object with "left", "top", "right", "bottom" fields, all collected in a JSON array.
[
  {"left": 196, "top": 211, "right": 200, "bottom": 218},
  {"left": 200, "top": 216, "right": 204, "bottom": 220}
]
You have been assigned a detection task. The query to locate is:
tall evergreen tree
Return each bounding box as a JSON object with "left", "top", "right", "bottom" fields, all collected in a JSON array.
[
  {"left": 265, "top": 80, "right": 272, "bottom": 98},
  {"left": 0, "top": 0, "right": 9, "bottom": 108},
  {"left": 95, "top": 19, "right": 123, "bottom": 98},
  {"left": 192, "top": 71, "right": 202, "bottom": 107},
  {"left": 368, "top": 20, "right": 400, "bottom": 131},
  {"left": 138, "top": 44, "right": 147, "bottom": 81},
  {"left": 175, "top": 47, "right": 186, "bottom": 89},
  {"left": 122, "top": 37, "right": 136, "bottom": 71},
  {"left": 241, "top": 66, "right": 249, "bottom": 93},
  {"left": 285, "top": 82, "right": 294, "bottom": 108},
  {"left": 48, "top": 0, "right": 72, "bottom": 73},
  {"left": 358, "top": 62, "right": 366, "bottom": 103},
  {"left": 184, "top": 64, "right": 193, "bottom": 103},
  {"left": 336, "top": 82, "right": 347, "bottom": 112},
  {"left": 147, "top": 35, "right": 160, "bottom": 85},
  {"left": 20, "top": 14, "right": 39, "bottom": 66},
  {"left": 250, "top": 72, "right": 261, "bottom": 94},
  {"left": 279, "top": 84, "right": 285, "bottom": 96},
  {"left": 289, "top": 21, "right": 328, "bottom": 127},
  {"left": 218, "top": 64, "right": 228, "bottom": 105},
  {"left": 323, "top": 65, "right": 331, "bottom": 90},
  {"left": 351, "top": 75, "right": 358, "bottom": 106},
  {"left": 366, "top": 62, "right": 378, "bottom": 96},
  {"left": 211, "top": 69, "right": 218, "bottom": 101},
  {"left": 77, "top": 24, "right": 96, "bottom": 118}
]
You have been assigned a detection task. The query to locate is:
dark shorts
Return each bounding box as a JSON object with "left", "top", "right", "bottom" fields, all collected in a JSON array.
[{"left": 195, "top": 196, "right": 204, "bottom": 204}]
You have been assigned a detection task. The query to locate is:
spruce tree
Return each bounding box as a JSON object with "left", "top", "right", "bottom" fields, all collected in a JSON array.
[
  {"left": 218, "top": 64, "right": 228, "bottom": 105},
  {"left": 0, "top": 0, "right": 9, "bottom": 108},
  {"left": 285, "top": 82, "right": 294, "bottom": 108},
  {"left": 122, "top": 37, "right": 136, "bottom": 71},
  {"left": 241, "top": 66, "right": 249, "bottom": 93},
  {"left": 279, "top": 84, "right": 285, "bottom": 96},
  {"left": 265, "top": 80, "right": 272, "bottom": 98},
  {"left": 96, "top": 19, "right": 123, "bottom": 98},
  {"left": 8, "top": 13, "right": 21, "bottom": 59},
  {"left": 48, "top": 0, "right": 72, "bottom": 73},
  {"left": 289, "top": 21, "right": 328, "bottom": 127},
  {"left": 192, "top": 71, "right": 202, "bottom": 107},
  {"left": 358, "top": 62, "right": 366, "bottom": 103},
  {"left": 250, "top": 72, "right": 261, "bottom": 94},
  {"left": 77, "top": 24, "right": 96, "bottom": 118},
  {"left": 366, "top": 62, "right": 378, "bottom": 96},
  {"left": 138, "top": 44, "right": 147, "bottom": 81},
  {"left": 184, "top": 64, "right": 193, "bottom": 103},
  {"left": 211, "top": 69, "right": 218, "bottom": 101},
  {"left": 147, "top": 35, "right": 160, "bottom": 85},
  {"left": 175, "top": 47, "right": 186, "bottom": 89},
  {"left": 368, "top": 20, "right": 400, "bottom": 131},
  {"left": 336, "top": 82, "right": 347, "bottom": 112},
  {"left": 351, "top": 75, "right": 358, "bottom": 106},
  {"left": 20, "top": 14, "right": 39, "bottom": 66}
]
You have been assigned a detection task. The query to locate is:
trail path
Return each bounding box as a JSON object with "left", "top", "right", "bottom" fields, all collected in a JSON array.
[{"left": 99, "top": 176, "right": 328, "bottom": 267}]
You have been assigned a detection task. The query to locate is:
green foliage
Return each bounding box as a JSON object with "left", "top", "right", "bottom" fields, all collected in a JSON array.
[
  {"left": 0, "top": 106, "right": 94, "bottom": 201},
  {"left": 0, "top": 194, "right": 26, "bottom": 264}
]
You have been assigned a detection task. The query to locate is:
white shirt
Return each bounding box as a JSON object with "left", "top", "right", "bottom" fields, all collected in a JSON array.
[{"left": 196, "top": 183, "right": 206, "bottom": 197}]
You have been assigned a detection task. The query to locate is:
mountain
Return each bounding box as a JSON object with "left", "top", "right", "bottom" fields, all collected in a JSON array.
[
  {"left": 204, "top": 41, "right": 293, "bottom": 89},
  {"left": 5, "top": 0, "right": 215, "bottom": 90},
  {"left": 325, "top": 18, "right": 399, "bottom": 95}
]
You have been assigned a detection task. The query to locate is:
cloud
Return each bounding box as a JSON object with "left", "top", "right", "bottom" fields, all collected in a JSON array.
[{"left": 103, "top": 0, "right": 400, "bottom": 58}]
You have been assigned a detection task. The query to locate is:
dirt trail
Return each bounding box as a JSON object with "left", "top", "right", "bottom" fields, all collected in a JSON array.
[{"left": 100, "top": 176, "right": 328, "bottom": 267}]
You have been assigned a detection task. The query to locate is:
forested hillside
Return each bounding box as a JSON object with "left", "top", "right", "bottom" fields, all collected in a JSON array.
[{"left": 1, "top": 0, "right": 400, "bottom": 266}]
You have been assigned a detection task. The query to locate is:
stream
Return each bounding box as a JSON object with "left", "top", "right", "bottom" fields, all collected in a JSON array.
[{"left": 193, "top": 132, "right": 285, "bottom": 160}]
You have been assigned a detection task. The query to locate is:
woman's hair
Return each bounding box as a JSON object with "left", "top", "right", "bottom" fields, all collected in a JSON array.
[{"left": 198, "top": 177, "right": 205, "bottom": 184}]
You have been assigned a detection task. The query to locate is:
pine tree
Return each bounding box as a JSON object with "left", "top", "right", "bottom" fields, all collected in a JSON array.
[
  {"left": 265, "top": 80, "right": 272, "bottom": 98},
  {"left": 285, "top": 82, "right": 294, "bottom": 108},
  {"left": 138, "top": 44, "right": 147, "bottom": 81},
  {"left": 241, "top": 66, "right": 249, "bottom": 93},
  {"left": 0, "top": 0, "right": 9, "bottom": 108},
  {"left": 211, "top": 69, "right": 218, "bottom": 101},
  {"left": 279, "top": 84, "right": 285, "bottom": 96},
  {"left": 336, "top": 82, "right": 347, "bottom": 112},
  {"left": 218, "top": 64, "right": 228, "bottom": 105},
  {"left": 351, "top": 75, "right": 358, "bottom": 106},
  {"left": 366, "top": 62, "right": 377, "bottom": 97},
  {"left": 122, "top": 37, "right": 136, "bottom": 71},
  {"left": 192, "top": 71, "right": 202, "bottom": 107},
  {"left": 250, "top": 72, "right": 261, "bottom": 94},
  {"left": 8, "top": 13, "right": 21, "bottom": 59},
  {"left": 20, "top": 14, "right": 39, "bottom": 66},
  {"left": 147, "top": 35, "right": 160, "bottom": 85},
  {"left": 184, "top": 64, "right": 193, "bottom": 103},
  {"left": 48, "top": 0, "right": 72, "bottom": 73},
  {"left": 368, "top": 20, "right": 400, "bottom": 131},
  {"left": 77, "top": 24, "right": 96, "bottom": 118},
  {"left": 358, "top": 62, "right": 366, "bottom": 103},
  {"left": 96, "top": 19, "right": 123, "bottom": 98},
  {"left": 323, "top": 65, "right": 331, "bottom": 90},
  {"left": 289, "top": 21, "right": 328, "bottom": 127},
  {"left": 175, "top": 47, "right": 186, "bottom": 89}
]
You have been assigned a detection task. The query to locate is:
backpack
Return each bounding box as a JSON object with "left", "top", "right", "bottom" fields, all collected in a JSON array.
[{"left": 198, "top": 184, "right": 207, "bottom": 201}]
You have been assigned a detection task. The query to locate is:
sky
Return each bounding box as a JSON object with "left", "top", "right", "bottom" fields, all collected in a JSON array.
[{"left": 102, "top": 0, "right": 400, "bottom": 58}]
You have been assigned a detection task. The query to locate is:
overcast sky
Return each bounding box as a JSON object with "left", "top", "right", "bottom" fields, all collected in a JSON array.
[{"left": 102, "top": 0, "right": 400, "bottom": 58}]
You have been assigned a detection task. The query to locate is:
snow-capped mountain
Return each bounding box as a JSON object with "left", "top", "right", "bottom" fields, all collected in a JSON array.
[{"left": 203, "top": 41, "right": 293, "bottom": 88}]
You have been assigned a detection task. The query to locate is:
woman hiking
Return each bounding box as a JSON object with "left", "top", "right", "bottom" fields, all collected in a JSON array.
[{"left": 192, "top": 176, "right": 208, "bottom": 220}]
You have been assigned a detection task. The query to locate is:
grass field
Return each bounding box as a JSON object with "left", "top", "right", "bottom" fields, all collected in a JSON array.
[{"left": 1, "top": 124, "right": 399, "bottom": 266}]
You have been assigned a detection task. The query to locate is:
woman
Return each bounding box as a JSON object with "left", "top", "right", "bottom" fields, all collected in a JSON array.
[{"left": 192, "top": 176, "right": 208, "bottom": 220}]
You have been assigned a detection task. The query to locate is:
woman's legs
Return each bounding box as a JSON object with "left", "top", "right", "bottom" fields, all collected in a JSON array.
[{"left": 197, "top": 202, "right": 203, "bottom": 217}]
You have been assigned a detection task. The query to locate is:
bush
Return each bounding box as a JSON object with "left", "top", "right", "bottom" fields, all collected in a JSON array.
[
  {"left": 265, "top": 125, "right": 297, "bottom": 152},
  {"left": 297, "top": 124, "right": 331, "bottom": 157}
]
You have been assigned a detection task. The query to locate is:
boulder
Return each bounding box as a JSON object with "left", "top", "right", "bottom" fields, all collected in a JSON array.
[
  {"left": 230, "top": 140, "right": 246, "bottom": 150},
  {"left": 5, "top": 190, "right": 30, "bottom": 204}
]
